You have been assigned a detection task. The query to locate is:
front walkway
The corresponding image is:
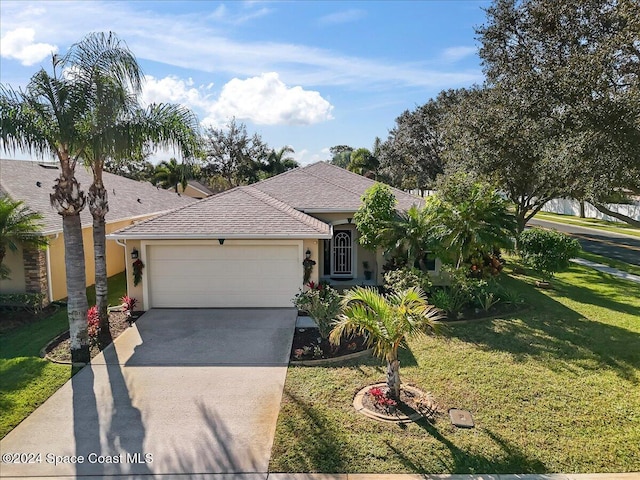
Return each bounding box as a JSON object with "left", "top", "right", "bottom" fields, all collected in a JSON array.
[
  {"left": 571, "top": 257, "right": 640, "bottom": 284},
  {"left": 0, "top": 308, "right": 296, "bottom": 478}
]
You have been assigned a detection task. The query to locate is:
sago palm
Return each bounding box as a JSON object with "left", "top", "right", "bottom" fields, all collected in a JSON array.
[
  {"left": 0, "top": 197, "right": 47, "bottom": 279},
  {"left": 330, "top": 286, "right": 444, "bottom": 399}
]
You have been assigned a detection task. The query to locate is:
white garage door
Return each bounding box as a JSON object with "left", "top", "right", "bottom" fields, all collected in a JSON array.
[{"left": 147, "top": 243, "right": 302, "bottom": 308}]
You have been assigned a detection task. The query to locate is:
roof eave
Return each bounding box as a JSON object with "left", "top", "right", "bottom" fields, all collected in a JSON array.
[{"left": 106, "top": 232, "right": 333, "bottom": 241}]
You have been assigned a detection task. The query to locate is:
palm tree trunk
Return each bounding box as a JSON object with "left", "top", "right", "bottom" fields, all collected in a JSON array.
[
  {"left": 51, "top": 159, "right": 90, "bottom": 364},
  {"left": 62, "top": 213, "right": 90, "bottom": 363},
  {"left": 386, "top": 355, "right": 401, "bottom": 400},
  {"left": 89, "top": 181, "right": 112, "bottom": 349}
]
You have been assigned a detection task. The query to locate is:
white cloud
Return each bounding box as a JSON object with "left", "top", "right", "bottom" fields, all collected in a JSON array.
[
  {"left": 204, "top": 72, "right": 334, "bottom": 126},
  {"left": 441, "top": 46, "right": 477, "bottom": 63},
  {"left": 141, "top": 73, "right": 333, "bottom": 127},
  {"left": 318, "top": 9, "right": 365, "bottom": 26},
  {"left": 0, "top": 2, "right": 482, "bottom": 90},
  {"left": 141, "top": 75, "right": 213, "bottom": 110},
  {"left": 0, "top": 28, "right": 57, "bottom": 66}
]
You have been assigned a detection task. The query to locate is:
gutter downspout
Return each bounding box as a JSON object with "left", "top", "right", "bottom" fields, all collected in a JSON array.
[{"left": 45, "top": 233, "right": 59, "bottom": 304}]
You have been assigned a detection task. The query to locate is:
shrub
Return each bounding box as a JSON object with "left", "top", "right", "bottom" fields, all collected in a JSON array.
[
  {"left": 120, "top": 295, "right": 137, "bottom": 314},
  {"left": 383, "top": 267, "right": 432, "bottom": 295},
  {"left": 518, "top": 228, "right": 581, "bottom": 281},
  {"left": 87, "top": 305, "right": 100, "bottom": 344},
  {"left": 0, "top": 293, "right": 45, "bottom": 314},
  {"left": 292, "top": 282, "right": 342, "bottom": 339}
]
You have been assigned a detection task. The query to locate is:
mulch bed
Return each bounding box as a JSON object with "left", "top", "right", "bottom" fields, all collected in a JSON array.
[
  {"left": 290, "top": 326, "right": 368, "bottom": 361},
  {"left": 45, "top": 311, "right": 131, "bottom": 363},
  {"left": 358, "top": 383, "right": 440, "bottom": 422}
]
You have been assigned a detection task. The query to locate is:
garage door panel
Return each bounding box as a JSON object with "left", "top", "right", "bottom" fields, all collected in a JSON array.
[{"left": 148, "top": 244, "right": 302, "bottom": 308}]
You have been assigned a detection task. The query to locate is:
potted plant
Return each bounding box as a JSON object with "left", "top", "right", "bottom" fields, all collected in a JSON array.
[{"left": 363, "top": 261, "right": 373, "bottom": 281}]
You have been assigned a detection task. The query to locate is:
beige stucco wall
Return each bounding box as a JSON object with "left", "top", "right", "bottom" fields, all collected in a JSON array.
[
  {"left": 302, "top": 238, "right": 320, "bottom": 287},
  {"left": 48, "top": 218, "right": 147, "bottom": 301},
  {"left": 0, "top": 243, "right": 26, "bottom": 293}
]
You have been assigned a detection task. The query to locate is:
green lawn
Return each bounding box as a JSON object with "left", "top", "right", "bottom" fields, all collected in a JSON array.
[
  {"left": 269, "top": 264, "right": 640, "bottom": 474},
  {"left": 0, "top": 273, "right": 126, "bottom": 439},
  {"left": 535, "top": 211, "right": 640, "bottom": 238}
]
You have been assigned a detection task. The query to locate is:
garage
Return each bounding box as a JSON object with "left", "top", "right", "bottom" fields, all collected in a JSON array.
[{"left": 147, "top": 242, "right": 303, "bottom": 308}]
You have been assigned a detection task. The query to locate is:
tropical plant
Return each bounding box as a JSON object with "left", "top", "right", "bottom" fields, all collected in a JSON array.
[
  {"left": 424, "top": 173, "right": 518, "bottom": 269},
  {"left": 0, "top": 197, "right": 47, "bottom": 280},
  {"left": 292, "top": 282, "right": 342, "bottom": 339},
  {"left": 518, "top": 228, "right": 581, "bottom": 281},
  {"left": 263, "top": 145, "right": 298, "bottom": 176},
  {"left": 330, "top": 286, "right": 444, "bottom": 399},
  {"left": 153, "top": 158, "right": 191, "bottom": 191},
  {"left": 384, "top": 205, "right": 434, "bottom": 271}
]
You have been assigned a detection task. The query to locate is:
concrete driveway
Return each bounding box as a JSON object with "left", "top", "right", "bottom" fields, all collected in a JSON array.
[{"left": 0, "top": 308, "right": 296, "bottom": 478}]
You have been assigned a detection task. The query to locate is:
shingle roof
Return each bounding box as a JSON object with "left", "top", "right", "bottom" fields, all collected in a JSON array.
[
  {"left": 109, "top": 185, "right": 332, "bottom": 239},
  {"left": 251, "top": 161, "right": 423, "bottom": 212},
  {"left": 0, "top": 159, "right": 195, "bottom": 235},
  {"left": 107, "top": 161, "right": 423, "bottom": 239}
]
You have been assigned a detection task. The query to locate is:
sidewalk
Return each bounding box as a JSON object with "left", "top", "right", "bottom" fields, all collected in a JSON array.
[
  {"left": 267, "top": 473, "right": 640, "bottom": 479},
  {"left": 571, "top": 257, "right": 640, "bottom": 284}
]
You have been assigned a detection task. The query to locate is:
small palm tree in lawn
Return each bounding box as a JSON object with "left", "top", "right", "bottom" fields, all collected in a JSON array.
[
  {"left": 330, "top": 286, "right": 445, "bottom": 400},
  {"left": 0, "top": 197, "right": 48, "bottom": 279}
]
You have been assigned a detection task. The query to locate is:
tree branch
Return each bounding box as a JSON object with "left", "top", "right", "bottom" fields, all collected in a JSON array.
[{"left": 592, "top": 202, "right": 640, "bottom": 228}]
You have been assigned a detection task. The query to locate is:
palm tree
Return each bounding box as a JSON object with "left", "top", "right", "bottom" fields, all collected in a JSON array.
[
  {"left": 425, "top": 180, "right": 517, "bottom": 269},
  {"left": 0, "top": 197, "right": 47, "bottom": 279},
  {"left": 0, "top": 34, "right": 148, "bottom": 363},
  {"left": 329, "top": 286, "right": 444, "bottom": 399},
  {"left": 71, "top": 33, "right": 200, "bottom": 347},
  {"left": 348, "top": 147, "right": 379, "bottom": 178},
  {"left": 153, "top": 158, "right": 191, "bottom": 191},
  {"left": 264, "top": 146, "right": 298, "bottom": 176},
  {"left": 383, "top": 205, "right": 434, "bottom": 271}
]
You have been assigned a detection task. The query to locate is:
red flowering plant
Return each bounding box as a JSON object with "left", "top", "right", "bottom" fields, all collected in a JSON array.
[
  {"left": 369, "top": 386, "right": 398, "bottom": 413},
  {"left": 120, "top": 295, "right": 138, "bottom": 325},
  {"left": 87, "top": 305, "right": 100, "bottom": 345}
]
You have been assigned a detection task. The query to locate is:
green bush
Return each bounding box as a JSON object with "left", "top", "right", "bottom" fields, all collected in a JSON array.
[
  {"left": 383, "top": 267, "right": 432, "bottom": 295},
  {"left": 0, "top": 293, "right": 45, "bottom": 314},
  {"left": 292, "top": 283, "right": 342, "bottom": 339},
  {"left": 518, "top": 228, "right": 581, "bottom": 281}
]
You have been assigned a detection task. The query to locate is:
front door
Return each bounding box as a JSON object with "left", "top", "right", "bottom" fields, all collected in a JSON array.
[{"left": 332, "top": 230, "right": 353, "bottom": 277}]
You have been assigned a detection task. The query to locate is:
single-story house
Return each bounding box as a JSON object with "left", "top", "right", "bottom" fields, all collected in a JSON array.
[
  {"left": 0, "top": 159, "right": 195, "bottom": 305},
  {"left": 109, "top": 162, "right": 438, "bottom": 310}
]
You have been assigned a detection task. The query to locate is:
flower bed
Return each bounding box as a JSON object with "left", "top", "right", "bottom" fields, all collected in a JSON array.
[{"left": 290, "top": 326, "right": 368, "bottom": 362}]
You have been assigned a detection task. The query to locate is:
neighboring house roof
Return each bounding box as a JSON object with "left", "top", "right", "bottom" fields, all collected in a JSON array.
[
  {"left": 173, "top": 179, "right": 216, "bottom": 198},
  {"left": 108, "top": 161, "right": 423, "bottom": 240},
  {"left": 251, "top": 161, "right": 423, "bottom": 212},
  {"left": 109, "top": 185, "right": 332, "bottom": 239},
  {"left": 0, "top": 159, "right": 195, "bottom": 235}
]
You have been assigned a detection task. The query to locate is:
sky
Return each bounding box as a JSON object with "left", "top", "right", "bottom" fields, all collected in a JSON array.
[{"left": 0, "top": 0, "right": 491, "bottom": 165}]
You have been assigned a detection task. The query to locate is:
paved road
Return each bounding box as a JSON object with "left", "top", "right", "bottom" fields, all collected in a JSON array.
[{"left": 528, "top": 219, "right": 640, "bottom": 267}]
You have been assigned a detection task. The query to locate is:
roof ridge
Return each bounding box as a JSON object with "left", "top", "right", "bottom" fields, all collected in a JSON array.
[
  {"left": 242, "top": 186, "right": 329, "bottom": 234},
  {"left": 310, "top": 162, "right": 420, "bottom": 201},
  {"left": 299, "top": 162, "right": 372, "bottom": 199}
]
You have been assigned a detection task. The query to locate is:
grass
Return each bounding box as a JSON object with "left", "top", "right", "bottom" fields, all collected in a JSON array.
[
  {"left": 535, "top": 211, "right": 640, "bottom": 238},
  {"left": 269, "top": 264, "right": 640, "bottom": 474},
  {"left": 0, "top": 273, "right": 126, "bottom": 439}
]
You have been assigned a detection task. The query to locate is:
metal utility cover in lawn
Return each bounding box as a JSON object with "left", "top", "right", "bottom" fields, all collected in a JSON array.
[{"left": 449, "top": 408, "right": 475, "bottom": 428}]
